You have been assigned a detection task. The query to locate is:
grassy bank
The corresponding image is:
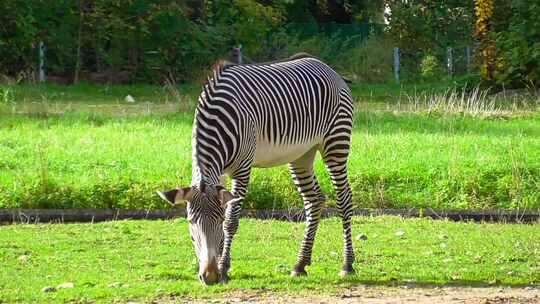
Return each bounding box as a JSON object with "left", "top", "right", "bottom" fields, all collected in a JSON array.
[
  {"left": 0, "top": 83, "right": 539, "bottom": 210},
  {"left": 1, "top": 216, "right": 539, "bottom": 303}
]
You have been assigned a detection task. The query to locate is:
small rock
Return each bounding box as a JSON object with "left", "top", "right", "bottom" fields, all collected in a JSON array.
[
  {"left": 125, "top": 95, "right": 135, "bottom": 103},
  {"left": 395, "top": 230, "right": 405, "bottom": 237},
  {"left": 440, "top": 243, "right": 447, "bottom": 248},
  {"left": 439, "top": 234, "right": 448, "bottom": 240},
  {"left": 18, "top": 255, "right": 29, "bottom": 263},
  {"left": 443, "top": 258, "right": 452, "bottom": 263},
  {"left": 57, "top": 282, "right": 74, "bottom": 289},
  {"left": 507, "top": 271, "right": 514, "bottom": 276},
  {"left": 329, "top": 251, "right": 339, "bottom": 257},
  {"left": 108, "top": 282, "right": 122, "bottom": 288},
  {"left": 42, "top": 286, "right": 56, "bottom": 293},
  {"left": 340, "top": 292, "right": 353, "bottom": 298},
  {"left": 356, "top": 234, "right": 368, "bottom": 241}
]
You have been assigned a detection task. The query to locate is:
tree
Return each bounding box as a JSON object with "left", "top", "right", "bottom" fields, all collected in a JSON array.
[{"left": 474, "top": 0, "right": 495, "bottom": 81}]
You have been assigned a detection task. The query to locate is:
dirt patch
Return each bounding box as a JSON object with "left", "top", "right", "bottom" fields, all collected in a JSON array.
[{"left": 183, "top": 286, "right": 540, "bottom": 304}]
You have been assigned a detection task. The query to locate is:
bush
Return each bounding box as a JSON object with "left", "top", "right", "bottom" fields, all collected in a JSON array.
[
  {"left": 270, "top": 30, "right": 394, "bottom": 83},
  {"left": 420, "top": 54, "right": 444, "bottom": 81},
  {"left": 480, "top": 1, "right": 540, "bottom": 88},
  {"left": 338, "top": 35, "right": 394, "bottom": 83}
]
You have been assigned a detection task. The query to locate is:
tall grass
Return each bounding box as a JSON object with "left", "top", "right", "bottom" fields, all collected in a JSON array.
[{"left": 375, "top": 86, "right": 540, "bottom": 117}]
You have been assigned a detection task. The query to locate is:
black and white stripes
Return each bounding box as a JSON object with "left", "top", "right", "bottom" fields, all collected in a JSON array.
[{"left": 159, "top": 54, "right": 356, "bottom": 284}]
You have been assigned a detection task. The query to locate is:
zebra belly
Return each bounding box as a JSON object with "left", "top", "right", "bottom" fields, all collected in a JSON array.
[{"left": 252, "top": 139, "right": 321, "bottom": 168}]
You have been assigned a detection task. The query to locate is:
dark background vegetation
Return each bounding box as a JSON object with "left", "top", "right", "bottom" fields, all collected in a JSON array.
[{"left": 1, "top": 0, "right": 538, "bottom": 87}]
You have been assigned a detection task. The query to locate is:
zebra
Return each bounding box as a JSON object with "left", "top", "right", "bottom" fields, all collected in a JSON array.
[{"left": 158, "top": 53, "right": 356, "bottom": 285}]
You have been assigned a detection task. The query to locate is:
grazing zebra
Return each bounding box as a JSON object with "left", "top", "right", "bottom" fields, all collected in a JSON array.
[{"left": 158, "top": 53, "right": 355, "bottom": 285}]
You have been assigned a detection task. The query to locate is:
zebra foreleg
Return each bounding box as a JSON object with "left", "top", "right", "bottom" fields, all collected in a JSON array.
[
  {"left": 289, "top": 161, "right": 325, "bottom": 277},
  {"left": 218, "top": 175, "right": 249, "bottom": 283}
]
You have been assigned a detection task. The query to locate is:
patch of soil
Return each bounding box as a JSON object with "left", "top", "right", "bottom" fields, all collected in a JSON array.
[{"left": 182, "top": 286, "right": 540, "bottom": 304}]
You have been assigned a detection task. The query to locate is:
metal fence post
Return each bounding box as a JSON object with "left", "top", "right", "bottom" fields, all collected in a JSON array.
[
  {"left": 447, "top": 47, "right": 454, "bottom": 77},
  {"left": 232, "top": 45, "right": 243, "bottom": 64},
  {"left": 39, "top": 41, "right": 46, "bottom": 82},
  {"left": 465, "top": 46, "right": 471, "bottom": 74},
  {"left": 393, "top": 47, "right": 400, "bottom": 84}
]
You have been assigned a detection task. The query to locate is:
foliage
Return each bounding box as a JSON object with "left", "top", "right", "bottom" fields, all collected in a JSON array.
[
  {"left": 0, "top": 0, "right": 284, "bottom": 83},
  {"left": 268, "top": 22, "right": 388, "bottom": 83},
  {"left": 490, "top": 1, "right": 540, "bottom": 87},
  {"left": 474, "top": 0, "right": 495, "bottom": 80},
  {"left": 0, "top": 0, "right": 388, "bottom": 83},
  {"left": 420, "top": 54, "right": 444, "bottom": 81},
  {"left": 1, "top": 217, "right": 539, "bottom": 302},
  {"left": 0, "top": 1, "right": 38, "bottom": 76},
  {"left": 338, "top": 35, "right": 394, "bottom": 83},
  {"left": 385, "top": 1, "right": 475, "bottom": 52},
  {"left": 384, "top": 0, "right": 475, "bottom": 81},
  {"left": 1, "top": 0, "right": 539, "bottom": 86},
  {"left": 226, "top": 0, "right": 284, "bottom": 60}
]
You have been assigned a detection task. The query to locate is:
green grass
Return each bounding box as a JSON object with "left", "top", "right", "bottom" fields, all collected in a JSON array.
[
  {"left": 0, "top": 82, "right": 202, "bottom": 104},
  {"left": 2, "top": 81, "right": 462, "bottom": 105},
  {"left": 0, "top": 217, "right": 539, "bottom": 303},
  {"left": 0, "top": 83, "right": 539, "bottom": 210}
]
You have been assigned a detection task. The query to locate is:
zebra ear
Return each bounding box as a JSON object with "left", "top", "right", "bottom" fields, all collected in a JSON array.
[
  {"left": 215, "top": 186, "right": 235, "bottom": 207},
  {"left": 157, "top": 187, "right": 193, "bottom": 205}
]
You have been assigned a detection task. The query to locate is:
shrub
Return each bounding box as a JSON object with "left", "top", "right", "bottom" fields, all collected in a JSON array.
[
  {"left": 338, "top": 35, "right": 395, "bottom": 83},
  {"left": 420, "top": 54, "right": 444, "bottom": 80}
]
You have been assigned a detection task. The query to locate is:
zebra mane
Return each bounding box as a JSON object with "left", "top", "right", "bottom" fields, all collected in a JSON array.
[
  {"left": 197, "top": 60, "right": 236, "bottom": 192},
  {"left": 203, "top": 54, "right": 316, "bottom": 95},
  {"left": 200, "top": 60, "right": 236, "bottom": 103}
]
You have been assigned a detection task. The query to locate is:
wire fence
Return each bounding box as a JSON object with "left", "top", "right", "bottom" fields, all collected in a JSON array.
[{"left": 35, "top": 21, "right": 475, "bottom": 85}]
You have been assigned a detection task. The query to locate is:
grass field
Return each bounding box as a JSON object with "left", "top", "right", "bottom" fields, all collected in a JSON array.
[
  {"left": 0, "top": 216, "right": 539, "bottom": 303},
  {"left": 0, "top": 83, "right": 539, "bottom": 210}
]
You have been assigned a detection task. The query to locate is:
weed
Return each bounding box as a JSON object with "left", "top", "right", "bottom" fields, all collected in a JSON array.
[
  {"left": 402, "top": 86, "right": 539, "bottom": 117},
  {"left": 0, "top": 86, "right": 13, "bottom": 105}
]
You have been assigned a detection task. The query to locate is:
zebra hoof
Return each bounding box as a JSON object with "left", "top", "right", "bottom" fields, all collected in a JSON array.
[
  {"left": 339, "top": 268, "right": 356, "bottom": 278},
  {"left": 219, "top": 272, "right": 229, "bottom": 284},
  {"left": 290, "top": 269, "right": 307, "bottom": 277}
]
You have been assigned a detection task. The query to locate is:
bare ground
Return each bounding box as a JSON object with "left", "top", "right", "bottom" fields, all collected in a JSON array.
[{"left": 182, "top": 286, "right": 540, "bottom": 304}]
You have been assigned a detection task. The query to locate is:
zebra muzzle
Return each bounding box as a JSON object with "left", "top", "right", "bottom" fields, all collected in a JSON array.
[{"left": 199, "top": 261, "right": 219, "bottom": 285}]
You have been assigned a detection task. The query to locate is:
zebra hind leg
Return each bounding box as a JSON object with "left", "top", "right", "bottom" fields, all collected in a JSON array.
[
  {"left": 323, "top": 152, "right": 356, "bottom": 276},
  {"left": 322, "top": 102, "right": 356, "bottom": 276},
  {"left": 289, "top": 150, "right": 325, "bottom": 277}
]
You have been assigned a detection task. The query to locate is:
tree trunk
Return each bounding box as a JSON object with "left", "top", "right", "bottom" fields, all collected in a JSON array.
[{"left": 73, "top": 0, "right": 84, "bottom": 84}]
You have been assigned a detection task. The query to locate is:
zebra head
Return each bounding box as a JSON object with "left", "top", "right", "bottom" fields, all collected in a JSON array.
[{"left": 157, "top": 185, "right": 235, "bottom": 285}]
